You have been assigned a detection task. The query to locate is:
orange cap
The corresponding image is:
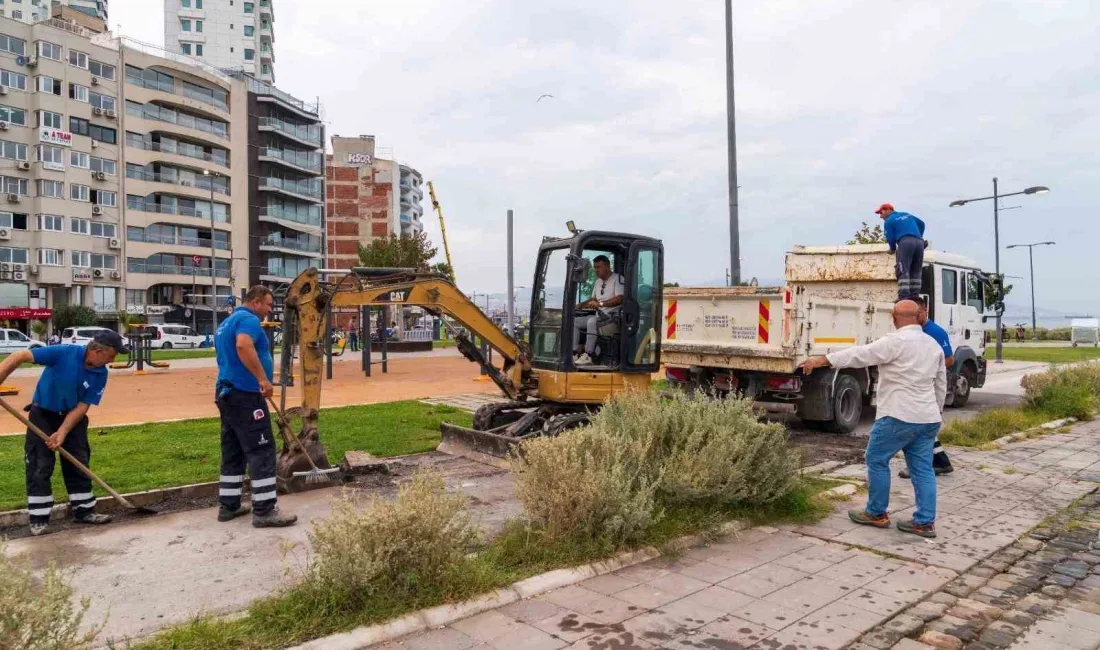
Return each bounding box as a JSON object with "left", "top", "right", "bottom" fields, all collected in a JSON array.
[{"left": 875, "top": 203, "right": 894, "bottom": 214}]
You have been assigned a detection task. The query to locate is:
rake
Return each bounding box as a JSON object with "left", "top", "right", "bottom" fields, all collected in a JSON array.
[{"left": 266, "top": 395, "right": 341, "bottom": 484}]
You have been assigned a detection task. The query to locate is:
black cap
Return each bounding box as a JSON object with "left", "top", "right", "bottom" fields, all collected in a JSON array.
[{"left": 93, "top": 330, "right": 130, "bottom": 353}]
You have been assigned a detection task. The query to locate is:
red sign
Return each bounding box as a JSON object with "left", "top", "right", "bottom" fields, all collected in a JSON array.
[
  {"left": 192, "top": 255, "right": 204, "bottom": 266},
  {"left": 0, "top": 308, "right": 52, "bottom": 320}
]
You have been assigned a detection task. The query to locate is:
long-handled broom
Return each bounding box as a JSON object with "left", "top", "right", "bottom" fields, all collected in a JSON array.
[{"left": 266, "top": 396, "right": 341, "bottom": 485}]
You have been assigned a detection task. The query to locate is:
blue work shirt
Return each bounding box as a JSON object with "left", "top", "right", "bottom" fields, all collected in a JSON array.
[
  {"left": 884, "top": 211, "right": 926, "bottom": 251},
  {"left": 30, "top": 345, "right": 108, "bottom": 412},
  {"left": 214, "top": 307, "right": 273, "bottom": 396},
  {"left": 922, "top": 319, "right": 953, "bottom": 360}
]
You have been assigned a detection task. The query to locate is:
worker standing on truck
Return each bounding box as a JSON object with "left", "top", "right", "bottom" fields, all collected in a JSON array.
[
  {"left": 573, "top": 255, "right": 624, "bottom": 366},
  {"left": 800, "top": 300, "right": 946, "bottom": 539},
  {"left": 214, "top": 285, "right": 297, "bottom": 528},
  {"left": 0, "top": 331, "right": 128, "bottom": 536},
  {"left": 898, "top": 297, "right": 955, "bottom": 479},
  {"left": 877, "top": 203, "right": 926, "bottom": 300}
]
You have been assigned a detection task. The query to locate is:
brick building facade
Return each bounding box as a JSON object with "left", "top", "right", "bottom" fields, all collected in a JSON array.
[{"left": 325, "top": 135, "right": 399, "bottom": 270}]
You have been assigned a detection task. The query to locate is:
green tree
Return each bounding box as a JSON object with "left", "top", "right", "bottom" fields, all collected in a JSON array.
[
  {"left": 51, "top": 305, "right": 97, "bottom": 331},
  {"left": 29, "top": 319, "right": 47, "bottom": 341},
  {"left": 847, "top": 221, "right": 886, "bottom": 245},
  {"left": 663, "top": 282, "right": 681, "bottom": 288},
  {"left": 431, "top": 261, "right": 455, "bottom": 283},
  {"left": 357, "top": 232, "right": 439, "bottom": 270}
]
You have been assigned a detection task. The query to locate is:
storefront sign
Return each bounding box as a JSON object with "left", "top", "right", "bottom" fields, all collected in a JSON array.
[
  {"left": 346, "top": 152, "right": 372, "bottom": 165},
  {"left": 42, "top": 161, "right": 65, "bottom": 172},
  {"left": 0, "top": 308, "right": 52, "bottom": 319},
  {"left": 38, "top": 128, "right": 73, "bottom": 147},
  {"left": 73, "top": 269, "right": 92, "bottom": 282}
]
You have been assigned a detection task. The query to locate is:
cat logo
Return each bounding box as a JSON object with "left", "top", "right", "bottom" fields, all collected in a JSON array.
[{"left": 383, "top": 290, "right": 408, "bottom": 303}]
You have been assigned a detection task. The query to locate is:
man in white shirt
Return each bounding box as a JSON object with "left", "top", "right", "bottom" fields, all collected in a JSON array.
[
  {"left": 800, "top": 300, "right": 946, "bottom": 538},
  {"left": 574, "top": 255, "right": 624, "bottom": 365}
]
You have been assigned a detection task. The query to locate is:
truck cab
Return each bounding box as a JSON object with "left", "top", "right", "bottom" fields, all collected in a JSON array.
[{"left": 920, "top": 251, "right": 989, "bottom": 406}]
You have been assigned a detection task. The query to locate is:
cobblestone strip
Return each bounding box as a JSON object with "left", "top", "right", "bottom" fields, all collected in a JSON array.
[{"left": 851, "top": 489, "right": 1100, "bottom": 650}]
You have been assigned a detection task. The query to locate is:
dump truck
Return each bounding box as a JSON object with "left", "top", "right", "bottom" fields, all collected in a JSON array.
[{"left": 662, "top": 244, "right": 990, "bottom": 432}]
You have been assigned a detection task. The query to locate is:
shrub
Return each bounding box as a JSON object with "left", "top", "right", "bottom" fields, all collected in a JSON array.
[
  {"left": 0, "top": 542, "right": 101, "bottom": 650},
  {"left": 306, "top": 470, "right": 478, "bottom": 598},
  {"left": 1022, "top": 364, "right": 1100, "bottom": 419},
  {"left": 511, "top": 425, "right": 661, "bottom": 546},
  {"left": 51, "top": 305, "right": 97, "bottom": 331}
]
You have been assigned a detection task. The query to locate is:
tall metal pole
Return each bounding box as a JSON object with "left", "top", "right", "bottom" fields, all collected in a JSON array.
[
  {"left": 993, "top": 177, "right": 1002, "bottom": 363},
  {"left": 209, "top": 173, "right": 219, "bottom": 335},
  {"left": 1028, "top": 246, "right": 1036, "bottom": 340},
  {"left": 506, "top": 209, "right": 515, "bottom": 335},
  {"left": 725, "top": 0, "right": 740, "bottom": 286}
]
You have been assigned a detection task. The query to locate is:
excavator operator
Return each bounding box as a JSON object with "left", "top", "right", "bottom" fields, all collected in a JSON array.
[{"left": 573, "top": 255, "right": 624, "bottom": 365}]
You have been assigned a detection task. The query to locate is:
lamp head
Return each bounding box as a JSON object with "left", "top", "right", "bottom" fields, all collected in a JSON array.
[
  {"left": 566, "top": 220, "right": 577, "bottom": 234},
  {"left": 949, "top": 200, "right": 968, "bottom": 208},
  {"left": 1023, "top": 186, "right": 1049, "bottom": 195}
]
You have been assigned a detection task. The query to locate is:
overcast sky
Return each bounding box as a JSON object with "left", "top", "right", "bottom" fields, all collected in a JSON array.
[{"left": 116, "top": 1, "right": 1098, "bottom": 315}]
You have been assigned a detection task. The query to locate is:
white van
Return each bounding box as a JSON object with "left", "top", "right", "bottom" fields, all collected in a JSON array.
[
  {"left": 62, "top": 326, "right": 114, "bottom": 346},
  {"left": 0, "top": 328, "right": 44, "bottom": 353},
  {"left": 147, "top": 324, "right": 205, "bottom": 349}
]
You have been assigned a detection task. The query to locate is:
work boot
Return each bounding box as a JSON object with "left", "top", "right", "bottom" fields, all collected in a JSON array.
[
  {"left": 73, "top": 512, "right": 112, "bottom": 525},
  {"left": 898, "top": 465, "right": 954, "bottom": 479},
  {"left": 897, "top": 519, "right": 937, "bottom": 539},
  {"left": 29, "top": 522, "right": 50, "bottom": 536},
  {"left": 218, "top": 504, "right": 252, "bottom": 522},
  {"left": 252, "top": 507, "right": 297, "bottom": 528},
  {"left": 848, "top": 509, "right": 890, "bottom": 528},
  {"left": 574, "top": 353, "right": 594, "bottom": 366}
]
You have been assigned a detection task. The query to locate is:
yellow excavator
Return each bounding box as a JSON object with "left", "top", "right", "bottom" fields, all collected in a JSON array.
[{"left": 274, "top": 227, "right": 664, "bottom": 481}]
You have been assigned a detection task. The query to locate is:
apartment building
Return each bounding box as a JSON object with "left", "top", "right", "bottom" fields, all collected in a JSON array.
[
  {"left": 227, "top": 70, "right": 323, "bottom": 289},
  {"left": 0, "top": 1, "right": 106, "bottom": 25},
  {"left": 164, "top": 0, "right": 275, "bottom": 84},
  {"left": 398, "top": 163, "right": 423, "bottom": 237}
]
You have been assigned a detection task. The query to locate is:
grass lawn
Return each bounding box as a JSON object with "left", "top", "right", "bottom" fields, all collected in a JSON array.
[
  {"left": 993, "top": 346, "right": 1100, "bottom": 363},
  {"left": 0, "top": 401, "right": 472, "bottom": 512},
  {"left": 432, "top": 339, "right": 457, "bottom": 349},
  {"left": 939, "top": 407, "right": 1057, "bottom": 448}
]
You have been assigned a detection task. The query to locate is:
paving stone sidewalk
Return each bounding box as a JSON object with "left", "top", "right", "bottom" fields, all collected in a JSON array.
[{"left": 370, "top": 421, "right": 1100, "bottom": 650}]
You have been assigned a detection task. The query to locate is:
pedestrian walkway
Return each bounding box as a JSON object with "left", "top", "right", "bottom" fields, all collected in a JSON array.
[
  {"left": 368, "top": 421, "right": 1100, "bottom": 650},
  {"left": 421, "top": 392, "right": 500, "bottom": 412}
]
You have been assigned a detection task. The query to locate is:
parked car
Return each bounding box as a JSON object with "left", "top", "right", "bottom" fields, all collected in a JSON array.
[
  {"left": 145, "top": 324, "right": 205, "bottom": 349},
  {"left": 61, "top": 326, "right": 114, "bottom": 347},
  {"left": 0, "top": 328, "right": 44, "bottom": 353}
]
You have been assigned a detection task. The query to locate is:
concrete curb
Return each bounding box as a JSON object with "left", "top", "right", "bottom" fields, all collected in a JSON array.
[
  {"left": 285, "top": 521, "right": 750, "bottom": 650},
  {"left": 985, "top": 417, "right": 1079, "bottom": 450}
]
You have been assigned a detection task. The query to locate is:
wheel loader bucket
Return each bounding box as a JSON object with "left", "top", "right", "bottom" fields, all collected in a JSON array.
[{"left": 437, "top": 422, "right": 519, "bottom": 470}]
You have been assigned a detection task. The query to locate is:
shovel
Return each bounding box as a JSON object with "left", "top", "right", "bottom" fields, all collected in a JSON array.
[{"left": 0, "top": 397, "right": 157, "bottom": 515}]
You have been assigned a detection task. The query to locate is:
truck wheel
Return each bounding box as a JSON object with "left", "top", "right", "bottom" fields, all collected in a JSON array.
[
  {"left": 952, "top": 366, "right": 975, "bottom": 408},
  {"left": 825, "top": 374, "right": 862, "bottom": 434}
]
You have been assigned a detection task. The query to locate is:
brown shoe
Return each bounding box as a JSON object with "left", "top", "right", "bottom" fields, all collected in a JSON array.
[
  {"left": 848, "top": 509, "right": 890, "bottom": 528},
  {"left": 897, "top": 519, "right": 937, "bottom": 538}
]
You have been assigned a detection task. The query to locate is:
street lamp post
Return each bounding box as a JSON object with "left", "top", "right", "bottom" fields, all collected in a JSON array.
[
  {"left": 1006, "top": 242, "right": 1055, "bottom": 340},
  {"left": 948, "top": 179, "right": 1049, "bottom": 363},
  {"left": 203, "top": 170, "right": 222, "bottom": 334}
]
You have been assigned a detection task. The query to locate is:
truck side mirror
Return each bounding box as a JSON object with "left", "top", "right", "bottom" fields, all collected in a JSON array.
[{"left": 569, "top": 256, "right": 591, "bottom": 284}]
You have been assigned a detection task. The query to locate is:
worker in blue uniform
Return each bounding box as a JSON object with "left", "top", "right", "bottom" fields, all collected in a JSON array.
[{"left": 877, "top": 203, "right": 927, "bottom": 300}]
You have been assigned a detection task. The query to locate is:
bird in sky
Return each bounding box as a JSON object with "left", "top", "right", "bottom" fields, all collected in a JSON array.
[{"left": 537, "top": 94, "right": 554, "bottom": 102}]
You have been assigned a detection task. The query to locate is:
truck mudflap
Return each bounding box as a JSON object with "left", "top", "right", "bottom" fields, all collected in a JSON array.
[{"left": 975, "top": 357, "right": 987, "bottom": 388}]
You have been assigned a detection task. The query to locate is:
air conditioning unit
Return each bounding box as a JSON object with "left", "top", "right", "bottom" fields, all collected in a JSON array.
[
  {"left": 6, "top": 194, "right": 19, "bottom": 203},
  {"left": 92, "top": 171, "right": 106, "bottom": 181},
  {"left": 0, "top": 228, "right": 9, "bottom": 240},
  {"left": 108, "top": 237, "right": 120, "bottom": 249},
  {"left": 0, "top": 263, "right": 8, "bottom": 271},
  {"left": 28, "top": 264, "right": 38, "bottom": 275},
  {"left": 0, "top": 122, "right": 8, "bottom": 131},
  {"left": 25, "top": 57, "right": 37, "bottom": 67},
  {"left": 93, "top": 107, "right": 104, "bottom": 116},
  {"left": 92, "top": 205, "right": 103, "bottom": 215},
  {"left": 93, "top": 269, "right": 103, "bottom": 278},
  {"left": 105, "top": 110, "right": 116, "bottom": 120},
  {"left": 110, "top": 270, "right": 121, "bottom": 280},
  {"left": 13, "top": 270, "right": 25, "bottom": 281},
  {"left": 91, "top": 141, "right": 99, "bottom": 149},
  {"left": 17, "top": 161, "right": 30, "bottom": 171},
  {"left": 12, "top": 264, "right": 22, "bottom": 272},
  {"left": 91, "top": 77, "right": 100, "bottom": 86},
  {"left": 0, "top": 87, "right": 8, "bottom": 95}
]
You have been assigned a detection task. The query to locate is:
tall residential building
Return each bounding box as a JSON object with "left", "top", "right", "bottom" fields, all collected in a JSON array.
[
  {"left": 398, "top": 164, "right": 423, "bottom": 237},
  {"left": 0, "top": 1, "right": 106, "bottom": 25},
  {"left": 163, "top": 0, "right": 275, "bottom": 84},
  {"left": 226, "top": 71, "right": 323, "bottom": 289}
]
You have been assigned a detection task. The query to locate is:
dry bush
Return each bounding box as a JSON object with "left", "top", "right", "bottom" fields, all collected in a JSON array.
[
  {"left": 1021, "top": 364, "right": 1100, "bottom": 419},
  {"left": 511, "top": 425, "right": 662, "bottom": 546},
  {"left": 0, "top": 541, "right": 101, "bottom": 650},
  {"left": 306, "top": 470, "right": 478, "bottom": 596}
]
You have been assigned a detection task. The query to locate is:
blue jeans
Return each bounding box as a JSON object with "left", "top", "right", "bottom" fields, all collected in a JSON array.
[{"left": 865, "top": 416, "right": 940, "bottom": 525}]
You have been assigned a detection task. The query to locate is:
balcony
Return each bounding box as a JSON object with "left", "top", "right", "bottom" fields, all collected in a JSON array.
[
  {"left": 259, "top": 234, "right": 322, "bottom": 256},
  {"left": 257, "top": 206, "right": 322, "bottom": 234},
  {"left": 258, "top": 147, "right": 322, "bottom": 174},
  {"left": 127, "top": 229, "right": 230, "bottom": 251},
  {"left": 126, "top": 168, "right": 230, "bottom": 196},
  {"left": 127, "top": 260, "right": 230, "bottom": 279},
  {"left": 259, "top": 176, "right": 322, "bottom": 202},
  {"left": 127, "top": 199, "right": 231, "bottom": 224},
  {"left": 258, "top": 116, "right": 321, "bottom": 147},
  {"left": 126, "top": 138, "right": 230, "bottom": 168},
  {"left": 127, "top": 102, "right": 229, "bottom": 141}
]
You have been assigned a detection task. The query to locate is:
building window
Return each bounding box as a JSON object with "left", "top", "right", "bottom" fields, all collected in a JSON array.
[
  {"left": 180, "top": 43, "right": 191, "bottom": 55},
  {"left": 89, "top": 59, "right": 115, "bottom": 80},
  {"left": 0, "top": 105, "right": 25, "bottom": 126},
  {"left": 12, "top": 11, "right": 21, "bottom": 21},
  {"left": 244, "top": 25, "right": 254, "bottom": 36},
  {"left": 180, "top": 18, "right": 191, "bottom": 31},
  {"left": 89, "top": 156, "right": 116, "bottom": 175},
  {"left": 196, "top": 20, "right": 203, "bottom": 32},
  {"left": 70, "top": 183, "right": 90, "bottom": 202},
  {"left": 36, "top": 145, "right": 63, "bottom": 167},
  {"left": 196, "top": 0, "right": 204, "bottom": 7},
  {"left": 69, "top": 118, "right": 117, "bottom": 144},
  {"left": 91, "top": 222, "right": 116, "bottom": 238},
  {"left": 0, "top": 176, "right": 28, "bottom": 196},
  {"left": 37, "top": 213, "right": 64, "bottom": 231},
  {"left": 37, "top": 110, "right": 61, "bottom": 129},
  {"left": 70, "top": 151, "right": 89, "bottom": 168},
  {"left": 89, "top": 92, "right": 115, "bottom": 112},
  {"left": 38, "top": 248, "right": 62, "bottom": 266},
  {"left": 91, "top": 189, "right": 116, "bottom": 207},
  {"left": 0, "top": 247, "right": 28, "bottom": 264},
  {"left": 195, "top": 44, "right": 204, "bottom": 57},
  {"left": 0, "top": 34, "right": 25, "bottom": 56},
  {"left": 261, "top": 63, "right": 270, "bottom": 76},
  {"left": 126, "top": 289, "right": 145, "bottom": 308},
  {"left": 244, "top": 48, "right": 254, "bottom": 60},
  {"left": 69, "top": 83, "right": 89, "bottom": 103},
  {"left": 71, "top": 251, "right": 90, "bottom": 268},
  {"left": 244, "top": 2, "right": 254, "bottom": 13},
  {"left": 0, "top": 212, "right": 28, "bottom": 230},
  {"left": 1, "top": 69, "right": 27, "bottom": 91},
  {"left": 181, "top": 0, "right": 191, "bottom": 6},
  {"left": 71, "top": 217, "right": 89, "bottom": 234},
  {"left": 92, "top": 253, "right": 116, "bottom": 269},
  {"left": 94, "top": 287, "right": 117, "bottom": 311},
  {"left": 69, "top": 49, "right": 89, "bottom": 69},
  {"left": 0, "top": 139, "right": 27, "bottom": 161},
  {"left": 36, "top": 41, "right": 61, "bottom": 61},
  {"left": 36, "top": 76, "right": 62, "bottom": 96}
]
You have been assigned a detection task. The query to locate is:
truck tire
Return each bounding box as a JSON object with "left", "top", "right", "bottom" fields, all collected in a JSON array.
[
  {"left": 825, "top": 374, "right": 862, "bottom": 434},
  {"left": 952, "top": 365, "right": 975, "bottom": 408}
]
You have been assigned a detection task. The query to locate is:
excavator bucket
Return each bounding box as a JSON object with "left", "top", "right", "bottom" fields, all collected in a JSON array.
[
  {"left": 437, "top": 401, "right": 590, "bottom": 468},
  {"left": 273, "top": 407, "right": 339, "bottom": 493},
  {"left": 438, "top": 422, "right": 520, "bottom": 470}
]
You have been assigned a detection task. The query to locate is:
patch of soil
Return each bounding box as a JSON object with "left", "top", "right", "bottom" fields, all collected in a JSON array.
[
  {"left": 791, "top": 431, "right": 866, "bottom": 467},
  {"left": 0, "top": 494, "right": 221, "bottom": 541}
]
